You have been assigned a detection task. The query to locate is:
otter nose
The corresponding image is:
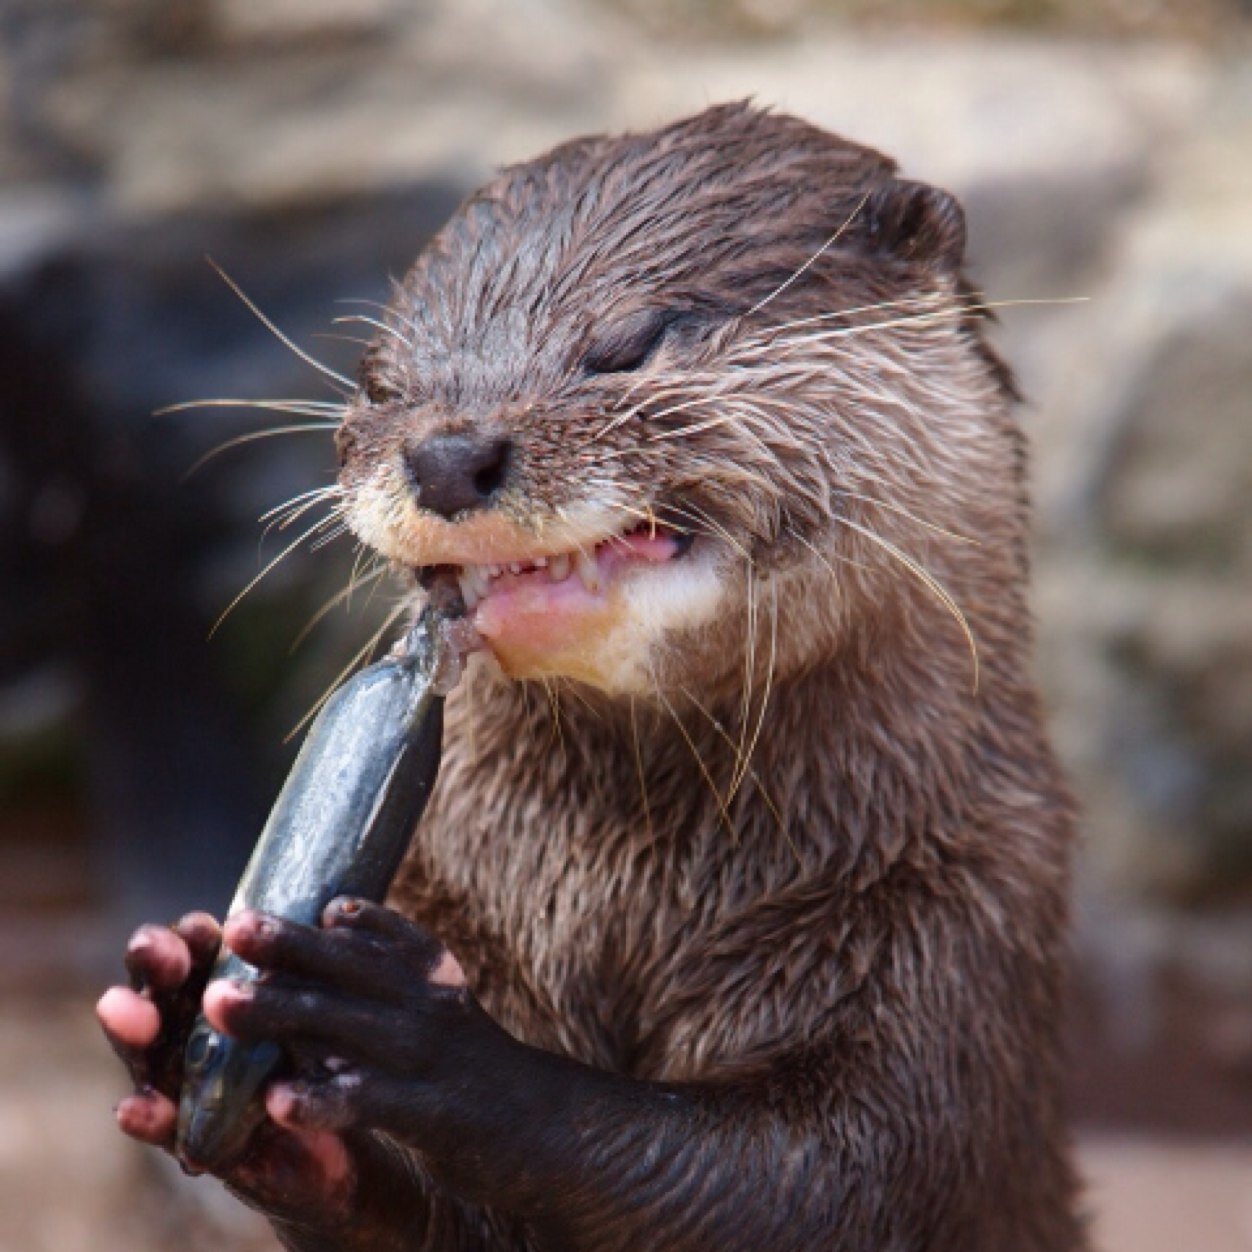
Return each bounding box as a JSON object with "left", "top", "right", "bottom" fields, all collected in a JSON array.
[{"left": 403, "top": 432, "right": 513, "bottom": 520}]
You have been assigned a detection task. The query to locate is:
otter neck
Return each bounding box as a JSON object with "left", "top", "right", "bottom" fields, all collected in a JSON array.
[{"left": 459, "top": 608, "right": 1022, "bottom": 883}]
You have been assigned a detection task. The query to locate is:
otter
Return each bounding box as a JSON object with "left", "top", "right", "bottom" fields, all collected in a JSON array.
[{"left": 97, "top": 103, "right": 1087, "bottom": 1251}]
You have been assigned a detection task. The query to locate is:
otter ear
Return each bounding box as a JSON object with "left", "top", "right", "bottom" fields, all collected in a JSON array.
[{"left": 861, "top": 180, "right": 966, "bottom": 272}]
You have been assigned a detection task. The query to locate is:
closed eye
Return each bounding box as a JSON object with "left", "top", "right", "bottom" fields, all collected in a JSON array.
[
  {"left": 364, "top": 379, "right": 400, "bottom": 405},
  {"left": 582, "top": 309, "right": 673, "bottom": 375}
]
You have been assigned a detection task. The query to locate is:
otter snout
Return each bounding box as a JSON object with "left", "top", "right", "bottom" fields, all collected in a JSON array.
[{"left": 403, "top": 431, "right": 513, "bottom": 520}]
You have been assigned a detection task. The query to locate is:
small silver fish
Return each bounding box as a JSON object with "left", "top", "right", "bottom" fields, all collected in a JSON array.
[{"left": 175, "top": 602, "right": 465, "bottom": 1171}]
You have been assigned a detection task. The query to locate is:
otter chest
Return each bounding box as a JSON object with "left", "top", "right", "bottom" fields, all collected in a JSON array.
[{"left": 394, "top": 803, "right": 676, "bottom": 1073}]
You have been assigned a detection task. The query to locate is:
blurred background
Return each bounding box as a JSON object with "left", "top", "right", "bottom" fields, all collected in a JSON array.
[{"left": 1, "top": 0, "right": 1250, "bottom": 1248}]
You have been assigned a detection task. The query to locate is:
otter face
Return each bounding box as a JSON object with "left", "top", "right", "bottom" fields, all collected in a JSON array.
[{"left": 337, "top": 104, "right": 1008, "bottom": 697}]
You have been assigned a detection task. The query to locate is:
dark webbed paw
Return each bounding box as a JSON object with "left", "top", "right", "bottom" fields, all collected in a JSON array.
[
  {"left": 208, "top": 899, "right": 500, "bottom": 1144},
  {"left": 97, "top": 913, "right": 386, "bottom": 1239},
  {"left": 98, "top": 912, "right": 222, "bottom": 1141},
  {"left": 203, "top": 897, "right": 580, "bottom": 1214}
]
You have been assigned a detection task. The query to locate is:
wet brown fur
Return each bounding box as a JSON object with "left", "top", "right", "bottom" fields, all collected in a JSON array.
[{"left": 338, "top": 103, "right": 1087, "bottom": 1250}]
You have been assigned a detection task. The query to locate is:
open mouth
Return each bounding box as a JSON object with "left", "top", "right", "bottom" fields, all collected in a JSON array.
[
  {"left": 444, "top": 522, "right": 693, "bottom": 608},
  {"left": 421, "top": 519, "right": 694, "bottom": 677}
]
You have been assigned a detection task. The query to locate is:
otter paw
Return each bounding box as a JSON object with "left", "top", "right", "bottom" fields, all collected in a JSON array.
[
  {"left": 205, "top": 899, "right": 526, "bottom": 1158},
  {"left": 97, "top": 911, "right": 222, "bottom": 1109}
]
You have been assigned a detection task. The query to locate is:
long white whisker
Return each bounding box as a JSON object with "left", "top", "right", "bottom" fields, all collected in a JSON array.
[
  {"left": 749, "top": 296, "right": 1088, "bottom": 353},
  {"left": 767, "top": 298, "right": 1090, "bottom": 357},
  {"left": 727, "top": 578, "right": 778, "bottom": 809},
  {"left": 211, "top": 511, "right": 342, "bottom": 638},
  {"left": 583, "top": 381, "right": 697, "bottom": 447},
  {"left": 207, "top": 257, "right": 355, "bottom": 393},
  {"left": 756, "top": 292, "right": 949, "bottom": 338},
  {"left": 259, "top": 485, "right": 343, "bottom": 526},
  {"left": 314, "top": 332, "right": 373, "bottom": 349},
  {"left": 156, "top": 398, "right": 346, "bottom": 418},
  {"left": 261, "top": 490, "right": 343, "bottom": 540},
  {"left": 182, "top": 424, "right": 339, "bottom": 480},
  {"left": 838, "top": 491, "right": 979, "bottom": 547},
  {"left": 837, "top": 515, "right": 980, "bottom": 692},
  {"left": 744, "top": 190, "right": 872, "bottom": 319},
  {"left": 289, "top": 562, "right": 388, "bottom": 653},
  {"left": 332, "top": 314, "right": 413, "bottom": 348},
  {"left": 677, "top": 685, "right": 786, "bottom": 832},
  {"left": 654, "top": 686, "right": 736, "bottom": 840},
  {"left": 286, "top": 601, "right": 408, "bottom": 741},
  {"left": 538, "top": 677, "right": 567, "bottom": 756},
  {"left": 308, "top": 522, "right": 350, "bottom": 552},
  {"left": 731, "top": 563, "right": 759, "bottom": 808},
  {"left": 662, "top": 501, "right": 753, "bottom": 561},
  {"left": 335, "top": 297, "right": 422, "bottom": 338},
  {"left": 647, "top": 414, "right": 754, "bottom": 443},
  {"left": 787, "top": 526, "right": 873, "bottom": 576}
]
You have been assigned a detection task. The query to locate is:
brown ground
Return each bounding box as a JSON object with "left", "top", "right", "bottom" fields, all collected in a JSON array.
[{"left": 1, "top": 957, "right": 1248, "bottom": 1251}]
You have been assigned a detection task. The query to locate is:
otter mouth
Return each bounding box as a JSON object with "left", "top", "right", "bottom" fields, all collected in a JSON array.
[
  {"left": 418, "top": 520, "right": 694, "bottom": 676},
  {"left": 440, "top": 522, "right": 692, "bottom": 607}
]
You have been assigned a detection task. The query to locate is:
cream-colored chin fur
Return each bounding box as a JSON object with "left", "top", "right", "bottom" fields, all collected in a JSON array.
[
  {"left": 486, "top": 550, "right": 726, "bottom": 695},
  {"left": 607, "top": 551, "right": 726, "bottom": 694}
]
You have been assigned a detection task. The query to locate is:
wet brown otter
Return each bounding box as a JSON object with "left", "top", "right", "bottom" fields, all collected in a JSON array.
[{"left": 99, "top": 103, "right": 1087, "bottom": 1250}]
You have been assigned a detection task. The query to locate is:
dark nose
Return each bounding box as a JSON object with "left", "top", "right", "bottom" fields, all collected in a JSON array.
[{"left": 403, "top": 431, "right": 513, "bottom": 520}]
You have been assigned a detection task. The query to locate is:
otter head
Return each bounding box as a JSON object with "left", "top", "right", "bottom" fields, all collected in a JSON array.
[{"left": 337, "top": 103, "right": 1015, "bottom": 700}]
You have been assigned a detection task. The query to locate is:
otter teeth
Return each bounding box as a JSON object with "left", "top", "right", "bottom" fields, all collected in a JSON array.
[
  {"left": 456, "top": 570, "right": 481, "bottom": 609},
  {"left": 574, "top": 550, "right": 601, "bottom": 593},
  {"left": 446, "top": 522, "right": 685, "bottom": 609},
  {"left": 456, "top": 551, "right": 582, "bottom": 602},
  {"left": 464, "top": 565, "right": 491, "bottom": 600},
  {"left": 449, "top": 521, "right": 685, "bottom": 606}
]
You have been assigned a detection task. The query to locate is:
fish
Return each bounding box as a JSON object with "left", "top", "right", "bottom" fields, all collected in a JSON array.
[{"left": 175, "top": 600, "right": 468, "bottom": 1172}]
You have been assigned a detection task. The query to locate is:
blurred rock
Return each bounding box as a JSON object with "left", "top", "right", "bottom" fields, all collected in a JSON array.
[
  {"left": 23, "top": 0, "right": 621, "bottom": 216},
  {"left": 1032, "top": 60, "right": 1252, "bottom": 913},
  {"left": 621, "top": 35, "right": 1205, "bottom": 192},
  {"left": 214, "top": 0, "right": 405, "bottom": 49}
]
